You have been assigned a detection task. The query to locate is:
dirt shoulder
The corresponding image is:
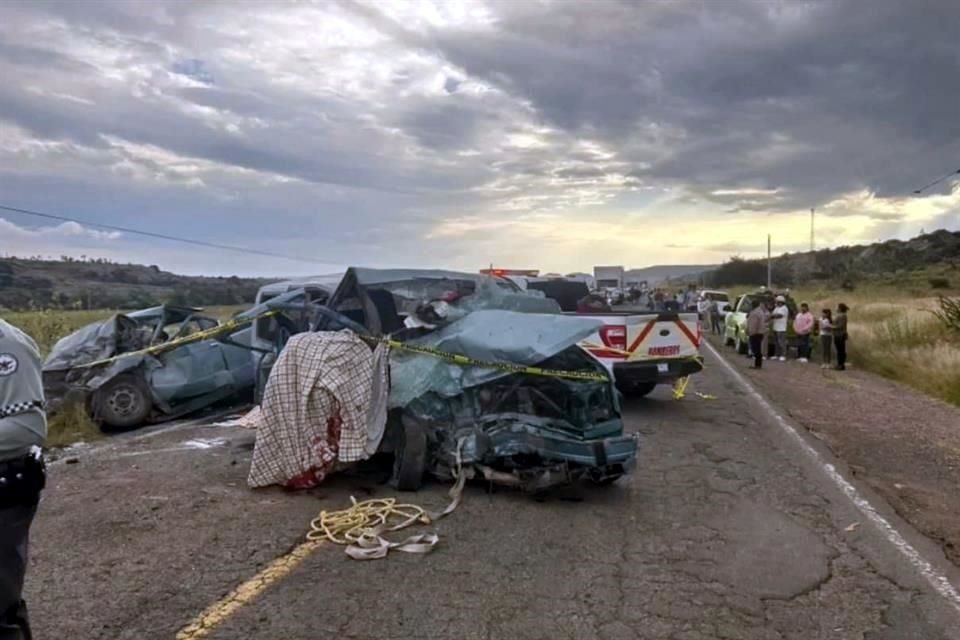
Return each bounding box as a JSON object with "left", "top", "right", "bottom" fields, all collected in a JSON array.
[{"left": 707, "top": 334, "right": 960, "bottom": 568}]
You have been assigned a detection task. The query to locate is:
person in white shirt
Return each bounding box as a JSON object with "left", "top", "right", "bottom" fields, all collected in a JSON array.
[{"left": 771, "top": 296, "right": 790, "bottom": 361}]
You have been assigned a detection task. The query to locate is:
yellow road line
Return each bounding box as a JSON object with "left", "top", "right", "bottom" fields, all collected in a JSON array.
[{"left": 175, "top": 540, "right": 322, "bottom": 640}]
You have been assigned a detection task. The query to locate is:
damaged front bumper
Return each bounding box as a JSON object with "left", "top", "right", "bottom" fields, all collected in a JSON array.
[{"left": 430, "top": 414, "right": 639, "bottom": 492}]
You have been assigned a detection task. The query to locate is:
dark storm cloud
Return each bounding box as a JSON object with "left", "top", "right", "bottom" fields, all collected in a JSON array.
[
  {"left": 0, "top": 0, "right": 957, "bottom": 276},
  {"left": 420, "top": 0, "right": 960, "bottom": 214}
]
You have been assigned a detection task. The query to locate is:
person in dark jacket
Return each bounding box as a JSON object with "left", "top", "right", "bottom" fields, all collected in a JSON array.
[
  {"left": 0, "top": 319, "right": 47, "bottom": 640},
  {"left": 746, "top": 299, "right": 767, "bottom": 369},
  {"left": 833, "top": 303, "right": 849, "bottom": 370}
]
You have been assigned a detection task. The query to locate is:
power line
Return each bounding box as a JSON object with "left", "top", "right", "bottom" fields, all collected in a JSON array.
[
  {"left": 913, "top": 168, "right": 960, "bottom": 195},
  {"left": 0, "top": 203, "right": 331, "bottom": 266}
]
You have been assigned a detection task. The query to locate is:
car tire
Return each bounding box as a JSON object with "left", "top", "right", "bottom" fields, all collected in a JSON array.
[
  {"left": 93, "top": 374, "right": 153, "bottom": 429},
  {"left": 394, "top": 416, "right": 428, "bottom": 492},
  {"left": 594, "top": 473, "right": 624, "bottom": 486},
  {"left": 617, "top": 381, "right": 657, "bottom": 398},
  {"left": 724, "top": 333, "right": 735, "bottom": 347},
  {"left": 735, "top": 333, "right": 748, "bottom": 355}
]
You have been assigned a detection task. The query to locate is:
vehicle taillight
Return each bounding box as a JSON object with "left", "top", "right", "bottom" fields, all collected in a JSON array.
[{"left": 599, "top": 325, "right": 627, "bottom": 350}]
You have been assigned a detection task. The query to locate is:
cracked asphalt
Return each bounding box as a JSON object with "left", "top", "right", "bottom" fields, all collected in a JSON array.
[{"left": 26, "top": 348, "right": 960, "bottom": 639}]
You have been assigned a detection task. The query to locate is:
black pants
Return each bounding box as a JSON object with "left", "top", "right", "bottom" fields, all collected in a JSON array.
[
  {"left": 797, "top": 334, "right": 811, "bottom": 359},
  {"left": 834, "top": 335, "right": 848, "bottom": 370},
  {"left": 0, "top": 505, "right": 36, "bottom": 640},
  {"left": 749, "top": 335, "right": 764, "bottom": 368},
  {"left": 711, "top": 315, "right": 723, "bottom": 335}
]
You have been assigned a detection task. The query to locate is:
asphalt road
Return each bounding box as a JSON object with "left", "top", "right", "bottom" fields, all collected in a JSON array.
[{"left": 27, "top": 348, "right": 960, "bottom": 639}]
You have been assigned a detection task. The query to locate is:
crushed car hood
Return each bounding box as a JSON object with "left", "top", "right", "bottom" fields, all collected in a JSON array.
[
  {"left": 43, "top": 314, "right": 146, "bottom": 373},
  {"left": 389, "top": 309, "right": 604, "bottom": 408}
]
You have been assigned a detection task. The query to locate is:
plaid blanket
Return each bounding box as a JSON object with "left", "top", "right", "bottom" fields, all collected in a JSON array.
[{"left": 247, "top": 331, "right": 389, "bottom": 489}]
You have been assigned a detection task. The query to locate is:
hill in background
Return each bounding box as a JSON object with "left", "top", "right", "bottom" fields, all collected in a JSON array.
[
  {"left": 0, "top": 256, "right": 271, "bottom": 311},
  {"left": 627, "top": 264, "right": 719, "bottom": 284},
  {"left": 704, "top": 228, "right": 960, "bottom": 291}
]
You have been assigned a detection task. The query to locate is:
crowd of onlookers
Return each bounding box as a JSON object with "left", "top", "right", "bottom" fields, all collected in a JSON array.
[
  {"left": 585, "top": 283, "right": 852, "bottom": 372},
  {"left": 700, "top": 294, "right": 850, "bottom": 371}
]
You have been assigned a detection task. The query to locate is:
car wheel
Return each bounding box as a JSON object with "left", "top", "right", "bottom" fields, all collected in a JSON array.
[
  {"left": 589, "top": 464, "right": 625, "bottom": 486},
  {"left": 617, "top": 381, "right": 657, "bottom": 398},
  {"left": 735, "top": 333, "right": 748, "bottom": 355},
  {"left": 724, "top": 331, "right": 735, "bottom": 347},
  {"left": 394, "top": 416, "right": 428, "bottom": 491},
  {"left": 93, "top": 374, "right": 153, "bottom": 429}
]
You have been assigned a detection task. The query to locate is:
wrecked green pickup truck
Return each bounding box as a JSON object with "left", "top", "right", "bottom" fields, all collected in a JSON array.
[{"left": 279, "top": 267, "right": 640, "bottom": 492}]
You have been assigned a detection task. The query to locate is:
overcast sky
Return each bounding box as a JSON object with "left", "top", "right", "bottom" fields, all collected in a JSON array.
[{"left": 1, "top": 0, "right": 958, "bottom": 277}]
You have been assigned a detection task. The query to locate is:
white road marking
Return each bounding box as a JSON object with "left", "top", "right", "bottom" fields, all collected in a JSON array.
[{"left": 704, "top": 340, "right": 960, "bottom": 615}]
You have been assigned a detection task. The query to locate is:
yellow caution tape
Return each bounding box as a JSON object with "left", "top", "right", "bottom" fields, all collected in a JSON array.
[
  {"left": 77, "top": 308, "right": 612, "bottom": 383},
  {"left": 671, "top": 360, "right": 716, "bottom": 401},
  {"left": 76, "top": 310, "right": 280, "bottom": 369},
  {"left": 381, "top": 338, "right": 610, "bottom": 383}
]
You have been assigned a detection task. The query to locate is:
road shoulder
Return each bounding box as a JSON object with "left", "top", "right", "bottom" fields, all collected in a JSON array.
[{"left": 705, "top": 333, "right": 960, "bottom": 570}]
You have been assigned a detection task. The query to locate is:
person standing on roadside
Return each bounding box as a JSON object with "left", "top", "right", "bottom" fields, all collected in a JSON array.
[
  {"left": 761, "top": 300, "right": 775, "bottom": 359},
  {"left": 793, "top": 303, "right": 815, "bottom": 362},
  {"left": 834, "top": 303, "right": 849, "bottom": 370},
  {"left": 685, "top": 285, "right": 698, "bottom": 312},
  {"left": 711, "top": 299, "right": 725, "bottom": 335},
  {"left": 747, "top": 299, "right": 766, "bottom": 369},
  {"left": 819, "top": 308, "right": 833, "bottom": 369},
  {"left": 0, "top": 319, "right": 47, "bottom": 640},
  {"left": 771, "top": 296, "right": 789, "bottom": 361}
]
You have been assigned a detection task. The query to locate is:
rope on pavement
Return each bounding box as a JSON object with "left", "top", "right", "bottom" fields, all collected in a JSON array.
[{"left": 306, "top": 439, "right": 469, "bottom": 560}]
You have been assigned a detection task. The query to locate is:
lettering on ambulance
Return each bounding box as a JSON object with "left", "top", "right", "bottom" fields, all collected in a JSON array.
[{"left": 648, "top": 345, "right": 681, "bottom": 357}]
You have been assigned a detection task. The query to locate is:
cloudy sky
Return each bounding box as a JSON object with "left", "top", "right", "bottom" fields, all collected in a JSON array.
[{"left": 1, "top": 0, "right": 958, "bottom": 277}]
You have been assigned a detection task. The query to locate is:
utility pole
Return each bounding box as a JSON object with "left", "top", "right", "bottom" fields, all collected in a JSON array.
[
  {"left": 767, "top": 234, "right": 772, "bottom": 289},
  {"left": 810, "top": 207, "right": 815, "bottom": 252}
]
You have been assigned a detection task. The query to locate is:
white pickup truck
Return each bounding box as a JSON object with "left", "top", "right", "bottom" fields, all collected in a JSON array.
[{"left": 576, "top": 311, "right": 703, "bottom": 397}]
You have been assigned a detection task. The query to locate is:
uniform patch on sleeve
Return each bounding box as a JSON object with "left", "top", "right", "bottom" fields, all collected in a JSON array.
[{"left": 0, "top": 353, "right": 19, "bottom": 376}]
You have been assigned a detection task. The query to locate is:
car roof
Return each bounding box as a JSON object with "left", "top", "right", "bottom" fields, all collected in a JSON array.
[{"left": 257, "top": 275, "right": 343, "bottom": 297}]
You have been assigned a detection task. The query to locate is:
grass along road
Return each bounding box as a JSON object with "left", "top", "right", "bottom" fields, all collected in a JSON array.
[{"left": 727, "top": 278, "right": 960, "bottom": 406}]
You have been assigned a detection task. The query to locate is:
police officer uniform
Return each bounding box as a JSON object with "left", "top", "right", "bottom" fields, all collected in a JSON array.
[{"left": 0, "top": 319, "right": 47, "bottom": 640}]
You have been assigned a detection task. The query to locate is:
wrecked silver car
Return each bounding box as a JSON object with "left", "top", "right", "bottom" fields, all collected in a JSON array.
[
  {"left": 43, "top": 305, "right": 257, "bottom": 429},
  {"left": 269, "top": 267, "right": 638, "bottom": 492}
]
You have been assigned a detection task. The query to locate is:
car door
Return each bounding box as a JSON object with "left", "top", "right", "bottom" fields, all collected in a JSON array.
[{"left": 147, "top": 315, "right": 234, "bottom": 405}]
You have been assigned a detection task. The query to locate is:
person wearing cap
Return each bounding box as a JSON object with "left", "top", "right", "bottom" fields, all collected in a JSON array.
[
  {"left": 0, "top": 319, "right": 47, "bottom": 640},
  {"left": 771, "top": 296, "right": 790, "bottom": 361}
]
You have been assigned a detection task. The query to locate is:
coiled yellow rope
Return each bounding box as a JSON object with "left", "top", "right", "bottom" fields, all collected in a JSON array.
[{"left": 307, "top": 497, "right": 430, "bottom": 545}]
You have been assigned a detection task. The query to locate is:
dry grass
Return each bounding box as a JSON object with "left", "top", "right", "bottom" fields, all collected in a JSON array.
[
  {"left": 782, "top": 285, "right": 960, "bottom": 406},
  {"left": 46, "top": 400, "right": 103, "bottom": 449}
]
